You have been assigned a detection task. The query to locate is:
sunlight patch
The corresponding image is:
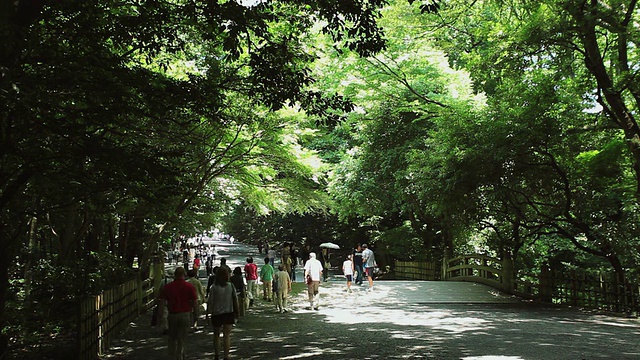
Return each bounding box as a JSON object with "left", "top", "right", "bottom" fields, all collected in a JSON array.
[{"left": 461, "top": 356, "right": 524, "bottom": 360}]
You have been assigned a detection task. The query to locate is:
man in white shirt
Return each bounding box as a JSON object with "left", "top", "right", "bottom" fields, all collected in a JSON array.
[
  {"left": 303, "top": 252, "right": 323, "bottom": 310},
  {"left": 361, "top": 244, "right": 376, "bottom": 290}
]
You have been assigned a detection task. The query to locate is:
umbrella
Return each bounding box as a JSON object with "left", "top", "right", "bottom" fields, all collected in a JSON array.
[{"left": 319, "top": 242, "right": 340, "bottom": 250}]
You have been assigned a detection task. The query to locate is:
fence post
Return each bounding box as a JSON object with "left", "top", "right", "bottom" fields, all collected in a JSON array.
[
  {"left": 502, "top": 253, "right": 514, "bottom": 294},
  {"left": 135, "top": 270, "right": 143, "bottom": 314},
  {"left": 441, "top": 248, "right": 450, "bottom": 280},
  {"left": 539, "top": 263, "right": 553, "bottom": 303}
]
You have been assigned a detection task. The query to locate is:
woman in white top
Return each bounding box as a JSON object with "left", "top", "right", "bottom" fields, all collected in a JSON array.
[{"left": 207, "top": 267, "right": 239, "bottom": 360}]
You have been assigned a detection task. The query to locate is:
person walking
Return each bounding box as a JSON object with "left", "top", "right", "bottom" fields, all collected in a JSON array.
[
  {"left": 230, "top": 267, "right": 246, "bottom": 316},
  {"left": 219, "top": 257, "right": 232, "bottom": 276},
  {"left": 159, "top": 267, "right": 197, "bottom": 360},
  {"left": 193, "top": 255, "right": 201, "bottom": 275},
  {"left": 361, "top": 243, "right": 376, "bottom": 290},
  {"left": 244, "top": 257, "right": 258, "bottom": 307},
  {"left": 342, "top": 254, "right": 354, "bottom": 293},
  {"left": 259, "top": 257, "right": 274, "bottom": 301},
  {"left": 267, "top": 247, "right": 276, "bottom": 267},
  {"left": 353, "top": 245, "right": 364, "bottom": 286},
  {"left": 186, "top": 269, "right": 206, "bottom": 329},
  {"left": 207, "top": 267, "right": 240, "bottom": 360},
  {"left": 273, "top": 264, "right": 292, "bottom": 313},
  {"left": 303, "top": 252, "right": 323, "bottom": 310}
]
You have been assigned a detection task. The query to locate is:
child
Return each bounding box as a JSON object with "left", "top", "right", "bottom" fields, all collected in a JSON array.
[{"left": 342, "top": 255, "right": 354, "bottom": 293}]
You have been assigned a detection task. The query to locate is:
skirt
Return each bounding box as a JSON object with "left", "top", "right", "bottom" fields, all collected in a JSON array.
[{"left": 210, "top": 312, "right": 236, "bottom": 327}]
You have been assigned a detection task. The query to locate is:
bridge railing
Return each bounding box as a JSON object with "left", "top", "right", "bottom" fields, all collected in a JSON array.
[
  {"left": 393, "top": 260, "right": 439, "bottom": 280},
  {"left": 444, "top": 254, "right": 505, "bottom": 290}
]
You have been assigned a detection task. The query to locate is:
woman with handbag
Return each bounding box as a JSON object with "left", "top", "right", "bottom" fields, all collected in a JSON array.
[{"left": 207, "top": 266, "right": 239, "bottom": 360}]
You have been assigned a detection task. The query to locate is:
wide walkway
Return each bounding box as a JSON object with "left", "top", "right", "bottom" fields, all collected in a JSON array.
[{"left": 101, "top": 242, "right": 640, "bottom": 360}]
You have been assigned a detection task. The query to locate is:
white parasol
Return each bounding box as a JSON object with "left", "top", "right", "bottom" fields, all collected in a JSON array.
[{"left": 319, "top": 242, "right": 340, "bottom": 250}]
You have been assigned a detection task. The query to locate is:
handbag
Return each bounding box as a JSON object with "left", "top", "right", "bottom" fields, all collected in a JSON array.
[{"left": 306, "top": 274, "right": 312, "bottom": 285}]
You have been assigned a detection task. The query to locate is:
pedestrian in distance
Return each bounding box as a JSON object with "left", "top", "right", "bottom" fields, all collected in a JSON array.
[
  {"left": 205, "top": 256, "right": 213, "bottom": 277},
  {"left": 219, "top": 257, "right": 232, "bottom": 276},
  {"left": 303, "top": 252, "right": 323, "bottom": 310},
  {"left": 342, "top": 254, "right": 354, "bottom": 293},
  {"left": 206, "top": 266, "right": 220, "bottom": 301},
  {"left": 193, "top": 255, "right": 201, "bottom": 275},
  {"left": 274, "top": 264, "right": 292, "bottom": 313},
  {"left": 244, "top": 257, "right": 258, "bottom": 307},
  {"left": 321, "top": 248, "right": 330, "bottom": 282},
  {"left": 259, "top": 256, "right": 274, "bottom": 301},
  {"left": 361, "top": 243, "right": 376, "bottom": 291},
  {"left": 206, "top": 266, "right": 240, "bottom": 360},
  {"left": 268, "top": 247, "right": 276, "bottom": 267},
  {"left": 186, "top": 269, "right": 206, "bottom": 330},
  {"left": 353, "top": 244, "right": 364, "bottom": 285},
  {"left": 159, "top": 267, "right": 197, "bottom": 360},
  {"left": 230, "top": 266, "right": 246, "bottom": 316}
]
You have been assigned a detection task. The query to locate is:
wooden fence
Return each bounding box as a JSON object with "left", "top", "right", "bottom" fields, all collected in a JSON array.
[
  {"left": 78, "top": 274, "right": 155, "bottom": 360},
  {"left": 514, "top": 268, "right": 640, "bottom": 314},
  {"left": 394, "top": 260, "right": 438, "bottom": 280}
]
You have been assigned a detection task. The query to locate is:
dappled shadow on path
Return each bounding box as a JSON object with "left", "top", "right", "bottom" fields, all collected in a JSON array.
[{"left": 102, "top": 280, "right": 640, "bottom": 360}]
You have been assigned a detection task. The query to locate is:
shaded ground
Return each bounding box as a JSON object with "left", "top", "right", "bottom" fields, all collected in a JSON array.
[
  {"left": 101, "top": 241, "right": 640, "bottom": 359},
  {"left": 102, "top": 278, "right": 640, "bottom": 360}
]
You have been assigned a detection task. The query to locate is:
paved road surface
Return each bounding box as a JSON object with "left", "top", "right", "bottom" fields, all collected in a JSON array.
[{"left": 102, "top": 241, "right": 640, "bottom": 359}]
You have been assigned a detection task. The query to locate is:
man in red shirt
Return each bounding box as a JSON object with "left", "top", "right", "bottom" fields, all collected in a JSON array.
[
  {"left": 160, "top": 267, "right": 197, "bottom": 360},
  {"left": 244, "top": 257, "right": 258, "bottom": 307}
]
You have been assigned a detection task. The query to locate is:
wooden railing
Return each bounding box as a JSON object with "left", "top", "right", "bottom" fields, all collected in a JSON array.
[
  {"left": 444, "top": 254, "right": 504, "bottom": 290},
  {"left": 394, "top": 260, "right": 438, "bottom": 280},
  {"left": 78, "top": 274, "right": 156, "bottom": 360},
  {"left": 393, "top": 254, "right": 640, "bottom": 315}
]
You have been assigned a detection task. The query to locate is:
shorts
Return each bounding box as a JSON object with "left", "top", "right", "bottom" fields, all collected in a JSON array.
[
  {"left": 345, "top": 275, "right": 353, "bottom": 282},
  {"left": 365, "top": 267, "right": 375, "bottom": 277},
  {"left": 210, "top": 312, "right": 236, "bottom": 327}
]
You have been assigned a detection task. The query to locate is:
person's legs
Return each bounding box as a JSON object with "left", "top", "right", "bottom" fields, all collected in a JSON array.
[
  {"left": 281, "top": 290, "right": 288, "bottom": 311},
  {"left": 213, "top": 327, "right": 221, "bottom": 359},
  {"left": 222, "top": 324, "right": 232, "bottom": 359},
  {"left": 264, "top": 280, "right": 272, "bottom": 300},
  {"left": 191, "top": 303, "right": 200, "bottom": 328},
  {"left": 311, "top": 281, "right": 320, "bottom": 309},
  {"left": 307, "top": 282, "right": 314, "bottom": 308},
  {"left": 175, "top": 312, "right": 190, "bottom": 360},
  {"left": 274, "top": 289, "right": 281, "bottom": 311},
  {"left": 167, "top": 314, "right": 178, "bottom": 359}
]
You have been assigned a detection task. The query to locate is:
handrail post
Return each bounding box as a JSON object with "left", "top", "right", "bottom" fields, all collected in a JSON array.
[
  {"left": 539, "top": 263, "right": 553, "bottom": 302},
  {"left": 502, "top": 252, "right": 514, "bottom": 294},
  {"left": 441, "top": 247, "right": 450, "bottom": 280}
]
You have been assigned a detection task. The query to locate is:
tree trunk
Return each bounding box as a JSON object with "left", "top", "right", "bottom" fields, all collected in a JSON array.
[{"left": 573, "top": 4, "right": 640, "bottom": 195}]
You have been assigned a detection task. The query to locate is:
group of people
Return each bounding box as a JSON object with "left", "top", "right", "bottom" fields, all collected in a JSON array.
[
  {"left": 158, "top": 242, "right": 377, "bottom": 360},
  {"left": 342, "top": 243, "right": 377, "bottom": 292},
  {"left": 158, "top": 253, "right": 295, "bottom": 360},
  {"left": 159, "top": 264, "right": 238, "bottom": 360}
]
